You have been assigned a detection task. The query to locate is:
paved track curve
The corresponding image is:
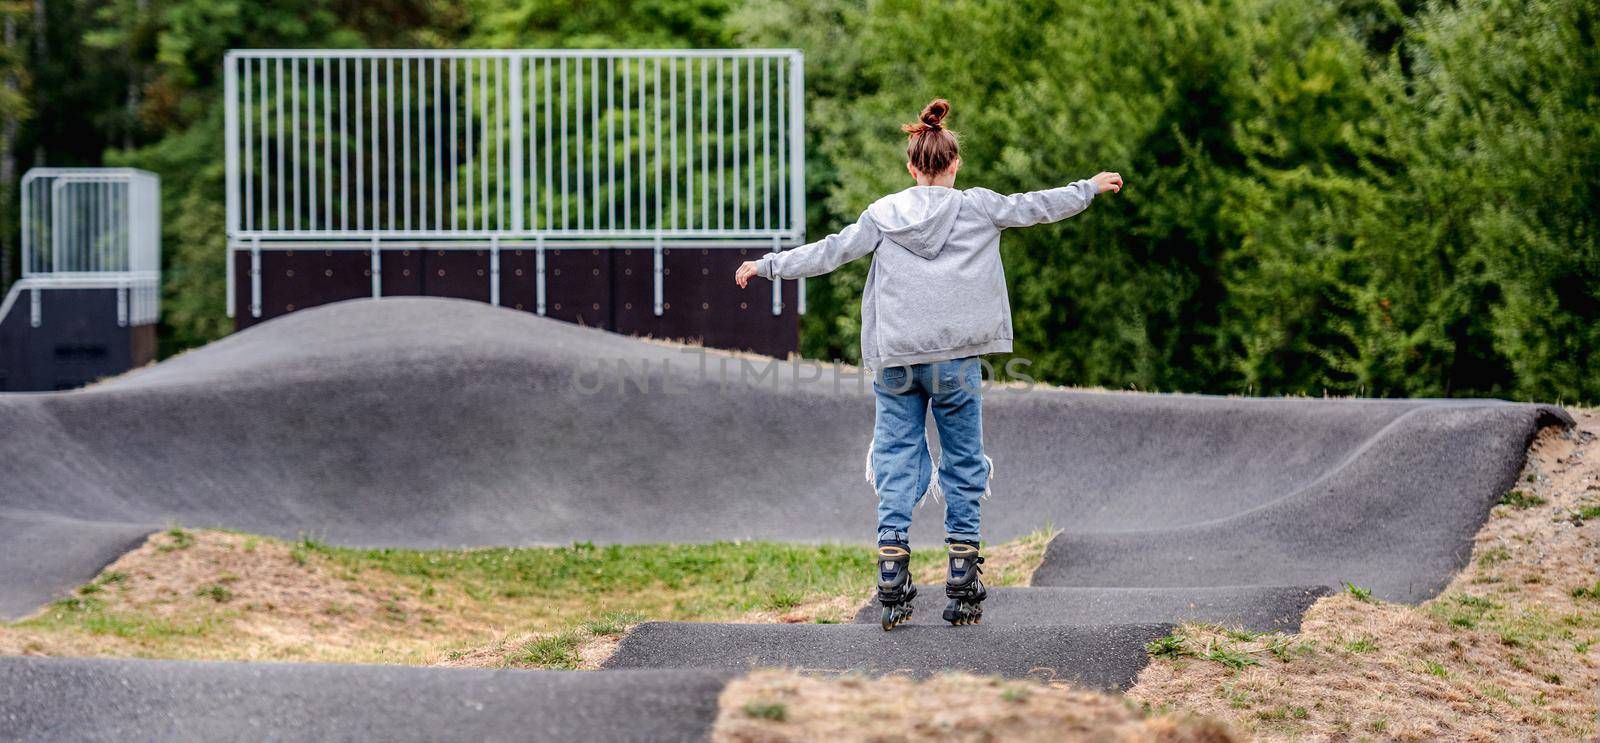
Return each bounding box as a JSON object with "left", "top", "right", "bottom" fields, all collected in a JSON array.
[
  {"left": 0, "top": 298, "right": 1566, "bottom": 616},
  {"left": 0, "top": 297, "right": 1570, "bottom": 735},
  {"left": 0, "top": 656, "right": 729, "bottom": 742}
]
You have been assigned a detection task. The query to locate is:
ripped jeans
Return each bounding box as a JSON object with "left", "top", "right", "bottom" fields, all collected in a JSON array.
[{"left": 868, "top": 357, "right": 992, "bottom": 546}]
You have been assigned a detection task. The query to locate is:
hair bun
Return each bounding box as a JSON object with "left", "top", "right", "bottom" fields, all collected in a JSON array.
[{"left": 919, "top": 99, "right": 950, "bottom": 130}]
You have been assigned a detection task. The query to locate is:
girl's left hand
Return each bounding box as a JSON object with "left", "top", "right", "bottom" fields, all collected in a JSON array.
[
  {"left": 1091, "top": 171, "right": 1124, "bottom": 194},
  {"left": 734, "top": 261, "right": 759, "bottom": 288}
]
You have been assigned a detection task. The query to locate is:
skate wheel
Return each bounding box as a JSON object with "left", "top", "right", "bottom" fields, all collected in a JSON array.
[{"left": 881, "top": 605, "right": 910, "bottom": 631}]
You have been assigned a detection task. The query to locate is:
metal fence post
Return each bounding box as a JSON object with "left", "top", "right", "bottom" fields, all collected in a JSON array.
[
  {"left": 490, "top": 237, "right": 501, "bottom": 306},
  {"left": 226, "top": 242, "right": 237, "bottom": 318},
  {"left": 370, "top": 237, "right": 381, "bottom": 298},
  {"left": 224, "top": 54, "right": 240, "bottom": 241},
  {"left": 653, "top": 234, "right": 664, "bottom": 317},
  {"left": 770, "top": 235, "right": 782, "bottom": 316},
  {"left": 509, "top": 61, "right": 524, "bottom": 233},
  {"left": 535, "top": 235, "right": 546, "bottom": 316},
  {"left": 116, "top": 281, "right": 128, "bottom": 327},
  {"left": 250, "top": 237, "right": 262, "bottom": 318}
]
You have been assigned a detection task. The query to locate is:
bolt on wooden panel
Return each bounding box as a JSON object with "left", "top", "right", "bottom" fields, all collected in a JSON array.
[
  {"left": 422, "top": 250, "right": 491, "bottom": 303},
  {"left": 542, "top": 248, "right": 611, "bottom": 329}
]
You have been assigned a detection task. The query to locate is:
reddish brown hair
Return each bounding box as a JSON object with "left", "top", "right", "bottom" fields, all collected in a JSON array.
[{"left": 902, "top": 99, "right": 959, "bottom": 176}]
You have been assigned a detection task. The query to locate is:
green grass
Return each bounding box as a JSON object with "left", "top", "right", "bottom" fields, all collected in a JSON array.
[
  {"left": 579, "top": 611, "right": 645, "bottom": 636},
  {"left": 195, "top": 585, "right": 233, "bottom": 603},
  {"left": 741, "top": 701, "right": 787, "bottom": 722},
  {"left": 303, "top": 539, "right": 875, "bottom": 620},
  {"left": 1256, "top": 705, "right": 1310, "bottom": 722},
  {"left": 1426, "top": 593, "right": 1502, "bottom": 630},
  {"left": 512, "top": 632, "right": 583, "bottom": 669},
  {"left": 19, "top": 594, "right": 216, "bottom": 640},
  {"left": 1342, "top": 582, "right": 1375, "bottom": 603},
  {"left": 1146, "top": 626, "right": 1263, "bottom": 670},
  {"left": 1478, "top": 546, "right": 1511, "bottom": 567},
  {"left": 1498, "top": 490, "right": 1546, "bottom": 509},
  {"left": 156, "top": 528, "right": 194, "bottom": 553},
  {"left": 1344, "top": 636, "right": 1378, "bottom": 653},
  {"left": 1001, "top": 686, "right": 1031, "bottom": 703}
]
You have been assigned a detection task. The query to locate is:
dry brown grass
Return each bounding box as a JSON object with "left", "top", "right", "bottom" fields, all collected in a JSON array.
[
  {"left": 0, "top": 530, "right": 487, "bottom": 664},
  {"left": 0, "top": 534, "right": 879, "bottom": 669},
  {"left": 0, "top": 525, "right": 1054, "bottom": 670},
  {"left": 430, "top": 618, "right": 641, "bottom": 671},
  {"left": 1131, "top": 411, "right": 1600, "bottom": 741},
  {"left": 714, "top": 669, "right": 1238, "bottom": 743}
]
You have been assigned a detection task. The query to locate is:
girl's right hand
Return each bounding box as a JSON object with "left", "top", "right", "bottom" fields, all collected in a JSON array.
[
  {"left": 734, "top": 260, "right": 760, "bottom": 288},
  {"left": 1091, "top": 171, "right": 1124, "bottom": 194}
]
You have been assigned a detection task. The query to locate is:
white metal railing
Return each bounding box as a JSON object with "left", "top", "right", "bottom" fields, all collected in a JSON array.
[
  {"left": 224, "top": 49, "right": 805, "bottom": 241},
  {"left": 223, "top": 49, "right": 806, "bottom": 320},
  {"left": 0, "top": 168, "right": 162, "bottom": 328}
]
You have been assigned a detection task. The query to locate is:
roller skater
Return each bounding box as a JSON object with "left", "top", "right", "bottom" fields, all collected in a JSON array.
[
  {"left": 942, "top": 541, "right": 986, "bottom": 625},
  {"left": 735, "top": 99, "right": 1121, "bottom": 631},
  {"left": 876, "top": 543, "right": 918, "bottom": 630}
]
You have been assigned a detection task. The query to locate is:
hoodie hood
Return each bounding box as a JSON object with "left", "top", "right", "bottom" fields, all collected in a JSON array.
[{"left": 866, "top": 186, "right": 963, "bottom": 260}]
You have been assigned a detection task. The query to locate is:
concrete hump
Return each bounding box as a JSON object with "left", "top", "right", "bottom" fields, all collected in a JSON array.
[
  {"left": 849, "top": 585, "right": 1333, "bottom": 632},
  {"left": 0, "top": 655, "right": 733, "bottom": 743},
  {"left": 602, "top": 621, "right": 1175, "bottom": 691},
  {"left": 0, "top": 297, "right": 1571, "bottom": 620}
]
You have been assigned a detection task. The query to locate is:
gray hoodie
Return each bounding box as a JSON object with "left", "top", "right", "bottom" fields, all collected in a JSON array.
[{"left": 756, "top": 180, "right": 1100, "bottom": 370}]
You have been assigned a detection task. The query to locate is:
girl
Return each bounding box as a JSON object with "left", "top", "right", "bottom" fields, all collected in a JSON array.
[{"left": 735, "top": 99, "right": 1123, "bottom": 629}]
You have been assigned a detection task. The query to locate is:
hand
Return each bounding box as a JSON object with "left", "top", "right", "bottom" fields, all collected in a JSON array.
[
  {"left": 734, "top": 260, "right": 760, "bottom": 288},
  {"left": 1090, "top": 171, "right": 1124, "bottom": 194}
]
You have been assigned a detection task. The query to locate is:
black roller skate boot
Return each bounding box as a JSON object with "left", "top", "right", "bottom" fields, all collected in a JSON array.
[
  {"left": 942, "top": 541, "right": 986, "bottom": 626},
  {"left": 875, "top": 543, "right": 918, "bottom": 630}
]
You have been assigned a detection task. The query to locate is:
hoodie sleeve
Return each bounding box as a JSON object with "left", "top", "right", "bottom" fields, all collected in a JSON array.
[
  {"left": 969, "top": 180, "right": 1098, "bottom": 229},
  {"left": 755, "top": 211, "right": 882, "bottom": 280}
]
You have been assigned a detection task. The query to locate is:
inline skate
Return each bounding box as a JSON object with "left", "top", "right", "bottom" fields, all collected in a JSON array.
[
  {"left": 942, "top": 541, "right": 986, "bottom": 626},
  {"left": 876, "top": 543, "right": 918, "bottom": 630}
]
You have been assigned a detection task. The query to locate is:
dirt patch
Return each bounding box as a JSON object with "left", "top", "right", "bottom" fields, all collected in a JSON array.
[
  {"left": 1130, "top": 411, "right": 1600, "bottom": 740},
  {"left": 714, "top": 669, "right": 1236, "bottom": 742},
  {"left": 0, "top": 530, "right": 482, "bottom": 664}
]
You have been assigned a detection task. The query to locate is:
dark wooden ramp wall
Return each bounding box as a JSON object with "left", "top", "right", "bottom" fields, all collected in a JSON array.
[
  {"left": 233, "top": 249, "right": 800, "bottom": 358},
  {"left": 0, "top": 288, "right": 157, "bottom": 391}
]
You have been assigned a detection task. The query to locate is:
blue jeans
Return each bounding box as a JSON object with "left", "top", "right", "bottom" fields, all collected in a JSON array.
[{"left": 870, "top": 357, "right": 991, "bottom": 546}]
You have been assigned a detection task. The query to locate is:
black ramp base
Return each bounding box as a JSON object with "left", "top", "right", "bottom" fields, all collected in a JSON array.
[
  {"left": 849, "top": 585, "right": 1332, "bottom": 632},
  {"left": 602, "top": 622, "right": 1174, "bottom": 691},
  {"left": 0, "top": 656, "right": 732, "bottom": 743}
]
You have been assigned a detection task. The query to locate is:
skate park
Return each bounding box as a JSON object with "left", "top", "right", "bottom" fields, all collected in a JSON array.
[
  {"left": 1, "top": 11, "right": 1597, "bottom": 740},
  {"left": 0, "top": 295, "right": 1574, "bottom": 737}
]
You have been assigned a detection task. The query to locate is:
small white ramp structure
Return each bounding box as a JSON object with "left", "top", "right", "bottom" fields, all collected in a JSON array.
[
  {"left": 224, "top": 49, "right": 807, "bottom": 356},
  {"left": 0, "top": 168, "right": 161, "bottom": 390}
]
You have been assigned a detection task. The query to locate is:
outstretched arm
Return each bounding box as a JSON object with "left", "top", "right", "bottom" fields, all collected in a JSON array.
[
  {"left": 735, "top": 212, "right": 882, "bottom": 288},
  {"left": 972, "top": 171, "right": 1123, "bottom": 229}
]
